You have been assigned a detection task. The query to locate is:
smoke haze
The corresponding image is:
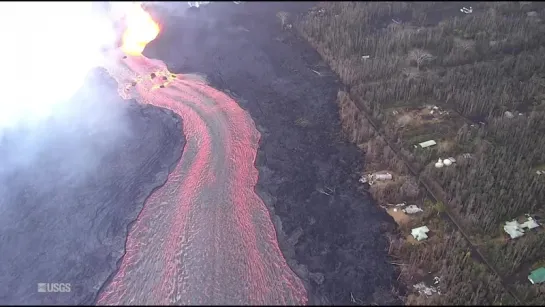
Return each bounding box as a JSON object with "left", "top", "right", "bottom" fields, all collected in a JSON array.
[{"left": 0, "top": 3, "right": 133, "bottom": 179}]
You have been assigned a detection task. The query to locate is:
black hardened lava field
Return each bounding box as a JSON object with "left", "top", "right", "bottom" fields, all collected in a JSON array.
[
  {"left": 144, "top": 3, "right": 400, "bottom": 305},
  {"left": 0, "top": 2, "right": 402, "bottom": 305},
  {"left": 0, "top": 68, "right": 184, "bottom": 305}
]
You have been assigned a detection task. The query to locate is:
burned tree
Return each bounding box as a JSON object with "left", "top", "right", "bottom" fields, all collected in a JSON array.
[
  {"left": 276, "top": 11, "right": 290, "bottom": 30},
  {"left": 453, "top": 37, "right": 476, "bottom": 53},
  {"left": 402, "top": 67, "right": 422, "bottom": 81},
  {"left": 408, "top": 48, "right": 435, "bottom": 69}
]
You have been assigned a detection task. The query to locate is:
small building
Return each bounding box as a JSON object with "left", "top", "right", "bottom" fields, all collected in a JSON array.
[
  {"left": 187, "top": 1, "right": 210, "bottom": 8},
  {"left": 374, "top": 173, "right": 393, "bottom": 181},
  {"left": 460, "top": 6, "right": 473, "bottom": 14},
  {"left": 403, "top": 205, "right": 423, "bottom": 214},
  {"left": 419, "top": 140, "right": 437, "bottom": 149},
  {"left": 504, "top": 221, "right": 524, "bottom": 239},
  {"left": 504, "top": 217, "right": 540, "bottom": 239},
  {"left": 361, "top": 172, "right": 393, "bottom": 185},
  {"left": 528, "top": 267, "right": 545, "bottom": 284},
  {"left": 521, "top": 217, "right": 540, "bottom": 230},
  {"left": 411, "top": 226, "right": 430, "bottom": 241}
]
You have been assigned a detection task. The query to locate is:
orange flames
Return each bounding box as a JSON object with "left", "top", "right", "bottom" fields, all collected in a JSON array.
[{"left": 121, "top": 3, "right": 160, "bottom": 56}]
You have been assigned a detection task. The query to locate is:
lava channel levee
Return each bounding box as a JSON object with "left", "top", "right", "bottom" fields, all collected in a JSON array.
[{"left": 96, "top": 54, "right": 307, "bottom": 305}]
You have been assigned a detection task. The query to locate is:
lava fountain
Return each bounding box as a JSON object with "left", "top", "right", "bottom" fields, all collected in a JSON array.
[
  {"left": 97, "top": 4, "right": 307, "bottom": 305},
  {"left": 119, "top": 2, "right": 160, "bottom": 56}
]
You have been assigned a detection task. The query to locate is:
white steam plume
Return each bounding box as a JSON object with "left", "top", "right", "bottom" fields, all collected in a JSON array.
[{"left": 0, "top": 2, "right": 118, "bottom": 130}]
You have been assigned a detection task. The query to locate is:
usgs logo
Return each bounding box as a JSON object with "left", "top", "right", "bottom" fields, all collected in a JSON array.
[{"left": 37, "top": 283, "right": 71, "bottom": 293}]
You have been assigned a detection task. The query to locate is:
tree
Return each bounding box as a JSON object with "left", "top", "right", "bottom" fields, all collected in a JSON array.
[
  {"left": 454, "top": 37, "right": 476, "bottom": 52},
  {"left": 276, "top": 11, "right": 289, "bottom": 30},
  {"left": 408, "top": 48, "right": 435, "bottom": 69},
  {"left": 402, "top": 67, "right": 422, "bottom": 81}
]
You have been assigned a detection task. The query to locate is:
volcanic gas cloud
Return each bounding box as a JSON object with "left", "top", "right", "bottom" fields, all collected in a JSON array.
[
  {"left": 97, "top": 4, "right": 307, "bottom": 305},
  {"left": 0, "top": 2, "right": 117, "bottom": 132}
]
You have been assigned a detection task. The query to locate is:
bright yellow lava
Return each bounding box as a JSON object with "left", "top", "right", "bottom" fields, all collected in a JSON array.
[{"left": 121, "top": 3, "right": 160, "bottom": 56}]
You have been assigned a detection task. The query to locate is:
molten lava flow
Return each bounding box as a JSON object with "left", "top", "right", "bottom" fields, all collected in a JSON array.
[
  {"left": 96, "top": 5, "right": 308, "bottom": 305},
  {"left": 120, "top": 2, "right": 160, "bottom": 56}
]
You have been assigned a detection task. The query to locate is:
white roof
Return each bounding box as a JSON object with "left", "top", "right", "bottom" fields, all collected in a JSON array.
[
  {"left": 419, "top": 140, "right": 437, "bottom": 148},
  {"left": 521, "top": 218, "right": 540, "bottom": 230},
  {"left": 404, "top": 205, "right": 423, "bottom": 214},
  {"left": 503, "top": 217, "right": 539, "bottom": 239},
  {"left": 411, "top": 226, "right": 430, "bottom": 241},
  {"left": 504, "top": 223, "right": 524, "bottom": 239}
]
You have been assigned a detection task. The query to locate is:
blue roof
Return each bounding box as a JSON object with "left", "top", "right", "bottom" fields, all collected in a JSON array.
[{"left": 528, "top": 267, "right": 545, "bottom": 284}]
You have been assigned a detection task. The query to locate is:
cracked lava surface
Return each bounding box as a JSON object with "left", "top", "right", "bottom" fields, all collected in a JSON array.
[{"left": 96, "top": 53, "right": 307, "bottom": 305}]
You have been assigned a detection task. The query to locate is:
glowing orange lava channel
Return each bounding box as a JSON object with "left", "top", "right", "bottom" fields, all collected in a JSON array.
[{"left": 96, "top": 5, "right": 307, "bottom": 305}]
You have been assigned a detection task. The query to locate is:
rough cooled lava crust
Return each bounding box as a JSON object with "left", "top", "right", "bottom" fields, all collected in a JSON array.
[{"left": 0, "top": 68, "right": 185, "bottom": 305}]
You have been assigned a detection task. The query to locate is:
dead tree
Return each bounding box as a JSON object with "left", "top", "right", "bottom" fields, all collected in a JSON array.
[
  {"left": 276, "top": 11, "right": 289, "bottom": 30},
  {"left": 454, "top": 37, "right": 476, "bottom": 52},
  {"left": 408, "top": 48, "right": 435, "bottom": 69},
  {"left": 402, "top": 67, "right": 422, "bottom": 80}
]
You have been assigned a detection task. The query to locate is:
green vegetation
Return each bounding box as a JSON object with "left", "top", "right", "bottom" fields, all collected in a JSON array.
[{"left": 296, "top": 1, "right": 545, "bottom": 304}]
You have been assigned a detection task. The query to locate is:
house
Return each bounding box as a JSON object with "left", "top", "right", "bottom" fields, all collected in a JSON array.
[
  {"left": 504, "top": 217, "right": 540, "bottom": 239},
  {"left": 528, "top": 267, "right": 545, "bottom": 284},
  {"left": 373, "top": 173, "right": 393, "bottom": 181},
  {"left": 418, "top": 140, "right": 437, "bottom": 149},
  {"left": 411, "top": 226, "right": 430, "bottom": 241},
  {"left": 403, "top": 205, "right": 423, "bottom": 214},
  {"left": 504, "top": 221, "right": 525, "bottom": 239}
]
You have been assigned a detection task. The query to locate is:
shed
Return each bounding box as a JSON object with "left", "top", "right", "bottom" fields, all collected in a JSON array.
[
  {"left": 528, "top": 267, "right": 545, "bottom": 284},
  {"left": 374, "top": 173, "right": 393, "bottom": 181},
  {"left": 419, "top": 140, "right": 437, "bottom": 148},
  {"left": 411, "top": 226, "right": 430, "bottom": 241},
  {"left": 403, "top": 205, "right": 423, "bottom": 214}
]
